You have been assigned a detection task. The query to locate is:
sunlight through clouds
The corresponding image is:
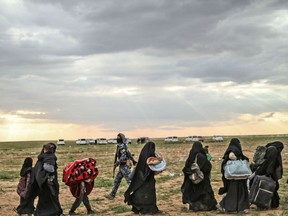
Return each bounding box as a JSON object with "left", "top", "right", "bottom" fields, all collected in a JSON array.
[
  {"left": 0, "top": 0, "right": 287, "bottom": 140},
  {"left": 15, "top": 110, "right": 46, "bottom": 115}
]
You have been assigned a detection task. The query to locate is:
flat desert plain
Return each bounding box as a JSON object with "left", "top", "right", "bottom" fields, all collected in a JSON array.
[{"left": 0, "top": 135, "right": 287, "bottom": 216}]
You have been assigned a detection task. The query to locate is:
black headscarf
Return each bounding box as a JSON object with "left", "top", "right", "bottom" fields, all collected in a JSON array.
[
  {"left": 266, "top": 141, "right": 284, "bottom": 152},
  {"left": 183, "top": 142, "right": 206, "bottom": 173},
  {"left": 222, "top": 138, "right": 249, "bottom": 165},
  {"left": 117, "top": 133, "right": 126, "bottom": 144},
  {"left": 20, "top": 157, "right": 33, "bottom": 177}
]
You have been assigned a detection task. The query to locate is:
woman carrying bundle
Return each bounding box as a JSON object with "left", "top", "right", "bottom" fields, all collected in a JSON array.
[
  {"left": 124, "top": 141, "right": 164, "bottom": 214},
  {"left": 218, "top": 138, "right": 250, "bottom": 213}
]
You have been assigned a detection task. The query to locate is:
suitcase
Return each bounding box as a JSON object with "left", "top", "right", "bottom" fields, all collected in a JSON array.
[{"left": 249, "top": 175, "right": 276, "bottom": 208}]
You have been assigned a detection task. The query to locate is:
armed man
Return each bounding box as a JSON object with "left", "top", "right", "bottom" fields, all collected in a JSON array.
[{"left": 104, "top": 133, "right": 137, "bottom": 200}]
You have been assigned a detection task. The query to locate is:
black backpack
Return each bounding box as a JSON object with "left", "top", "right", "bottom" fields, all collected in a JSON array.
[{"left": 251, "top": 146, "right": 266, "bottom": 172}]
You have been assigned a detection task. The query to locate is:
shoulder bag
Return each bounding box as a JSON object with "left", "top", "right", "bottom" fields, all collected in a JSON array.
[
  {"left": 224, "top": 159, "right": 252, "bottom": 180},
  {"left": 189, "top": 154, "right": 204, "bottom": 184}
]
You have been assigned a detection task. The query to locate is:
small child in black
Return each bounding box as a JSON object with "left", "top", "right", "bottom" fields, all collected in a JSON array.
[
  {"left": 38, "top": 143, "right": 57, "bottom": 184},
  {"left": 15, "top": 157, "right": 35, "bottom": 215}
]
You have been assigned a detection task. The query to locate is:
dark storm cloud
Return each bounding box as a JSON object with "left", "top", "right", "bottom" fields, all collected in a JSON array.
[
  {"left": 0, "top": 0, "right": 287, "bottom": 131},
  {"left": 1, "top": 0, "right": 287, "bottom": 83}
]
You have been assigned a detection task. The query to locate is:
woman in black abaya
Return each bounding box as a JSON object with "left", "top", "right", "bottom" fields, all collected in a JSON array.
[
  {"left": 181, "top": 141, "right": 217, "bottom": 211},
  {"left": 124, "top": 141, "right": 160, "bottom": 214},
  {"left": 255, "top": 145, "right": 281, "bottom": 209},
  {"left": 265, "top": 141, "right": 284, "bottom": 181},
  {"left": 218, "top": 138, "right": 250, "bottom": 213},
  {"left": 34, "top": 143, "right": 63, "bottom": 216}
]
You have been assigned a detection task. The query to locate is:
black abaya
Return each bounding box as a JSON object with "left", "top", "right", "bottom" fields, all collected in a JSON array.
[
  {"left": 16, "top": 158, "right": 35, "bottom": 215},
  {"left": 181, "top": 142, "right": 217, "bottom": 211},
  {"left": 124, "top": 141, "right": 159, "bottom": 214},
  {"left": 34, "top": 155, "right": 63, "bottom": 216},
  {"left": 255, "top": 145, "right": 281, "bottom": 208},
  {"left": 219, "top": 138, "right": 250, "bottom": 213}
]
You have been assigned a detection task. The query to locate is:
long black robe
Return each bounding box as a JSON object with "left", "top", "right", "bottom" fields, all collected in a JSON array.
[
  {"left": 219, "top": 138, "right": 250, "bottom": 212},
  {"left": 265, "top": 141, "right": 284, "bottom": 180},
  {"left": 17, "top": 145, "right": 62, "bottom": 216},
  {"left": 124, "top": 141, "right": 159, "bottom": 214},
  {"left": 16, "top": 158, "right": 35, "bottom": 214},
  {"left": 34, "top": 145, "right": 63, "bottom": 216},
  {"left": 255, "top": 145, "right": 281, "bottom": 208},
  {"left": 181, "top": 142, "right": 217, "bottom": 211}
]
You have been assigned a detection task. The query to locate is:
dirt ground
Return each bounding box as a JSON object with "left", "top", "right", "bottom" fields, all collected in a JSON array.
[{"left": 0, "top": 136, "right": 287, "bottom": 216}]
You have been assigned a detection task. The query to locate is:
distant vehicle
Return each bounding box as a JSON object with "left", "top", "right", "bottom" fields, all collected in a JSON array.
[
  {"left": 76, "top": 138, "right": 88, "bottom": 145},
  {"left": 212, "top": 135, "right": 224, "bottom": 142},
  {"left": 137, "top": 137, "right": 150, "bottom": 144},
  {"left": 164, "top": 136, "right": 179, "bottom": 142},
  {"left": 96, "top": 138, "right": 108, "bottom": 145},
  {"left": 56, "top": 139, "right": 65, "bottom": 145},
  {"left": 88, "top": 139, "right": 96, "bottom": 144},
  {"left": 185, "top": 136, "right": 204, "bottom": 142},
  {"left": 126, "top": 138, "right": 132, "bottom": 144},
  {"left": 106, "top": 138, "right": 131, "bottom": 144},
  {"left": 107, "top": 138, "right": 117, "bottom": 144}
]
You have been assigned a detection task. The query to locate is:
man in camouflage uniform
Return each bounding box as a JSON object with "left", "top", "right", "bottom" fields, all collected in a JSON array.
[{"left": 105, "top": 133, "right": 137, "bottom": 200}]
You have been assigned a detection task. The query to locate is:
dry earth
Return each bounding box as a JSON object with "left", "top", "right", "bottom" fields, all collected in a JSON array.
[{"left": 0, "top": 135, "right": 287, "bottom": 216}]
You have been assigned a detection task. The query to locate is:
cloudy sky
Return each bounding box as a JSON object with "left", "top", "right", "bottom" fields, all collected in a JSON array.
[{"left": 0, "top": 0, "right": 287, "bottom": 141}]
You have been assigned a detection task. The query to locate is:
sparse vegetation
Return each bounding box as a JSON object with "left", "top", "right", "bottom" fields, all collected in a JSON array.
[
  {"left": 110, "top": 205, "right": 131, "bottom": 213},
  {"left": 0, "top": 135, "right": 287, "bottom": 215},
  {"left": 0, "top": 171, "right": 18, "bottom": 180}
]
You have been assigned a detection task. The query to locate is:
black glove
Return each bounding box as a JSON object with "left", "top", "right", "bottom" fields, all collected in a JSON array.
[
  {"left": 218, "top": 187, "right": 225, "bottom": 195},
  {"left": 132, "top": 160, "right": 137, "bottom": 166}
]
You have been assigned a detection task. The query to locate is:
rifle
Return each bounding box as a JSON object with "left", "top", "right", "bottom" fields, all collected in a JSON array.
[
  {"left": 112, "top": 164, "right": 116, "bottom": 178},
  {"left": 112, "top": 145, "right": 118, "bottom": 178}
]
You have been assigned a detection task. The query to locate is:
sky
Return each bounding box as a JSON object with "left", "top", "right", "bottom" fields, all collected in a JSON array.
[{"left": 0, "top": 0, "right": 287, "bottom": 141}]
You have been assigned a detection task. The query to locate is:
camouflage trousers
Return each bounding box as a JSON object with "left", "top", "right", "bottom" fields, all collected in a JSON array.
[{"left": 111, "top": 164, "right": 131, "bottom": 196}]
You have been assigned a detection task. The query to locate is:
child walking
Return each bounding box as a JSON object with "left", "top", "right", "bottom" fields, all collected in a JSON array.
[
  {"left": 68, "top": 179, "right": 96, "bottom": 215},
  {"left": 15, "top": 157, "right": 35, "bottom": 215}
]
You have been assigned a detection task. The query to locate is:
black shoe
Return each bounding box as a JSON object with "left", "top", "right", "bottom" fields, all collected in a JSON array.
[
  {"left": 87, "top": 209, "right": 96, "bottom": 214},
  {"left": 104, "top": 194, "right": 115, "bottom": 200}
]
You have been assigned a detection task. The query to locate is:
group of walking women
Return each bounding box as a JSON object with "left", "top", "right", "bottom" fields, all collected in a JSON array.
[
  {"left": 181, "top": 138, "right": 284, "bottom": 213},
  {"left": 15, "top": 138, "right": 284, "bottom": 215},
  {"left": 15, "top": 143, "right": 64, "bottom": 216}
]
